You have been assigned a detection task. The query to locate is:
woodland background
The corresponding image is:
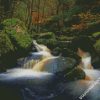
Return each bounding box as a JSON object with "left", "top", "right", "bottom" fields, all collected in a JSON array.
[{"left": 0, "top": 0, "right": 100, "bottom": 71}]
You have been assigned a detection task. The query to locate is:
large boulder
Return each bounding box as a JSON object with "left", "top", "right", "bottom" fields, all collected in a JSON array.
[{"left": 2, "top": 18, "right": 32, "bottom": 55}]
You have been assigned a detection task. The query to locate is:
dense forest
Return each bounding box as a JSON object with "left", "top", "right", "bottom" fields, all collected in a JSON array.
[{"left": 0, "top": 0, "right": 100, "bottom": 71}]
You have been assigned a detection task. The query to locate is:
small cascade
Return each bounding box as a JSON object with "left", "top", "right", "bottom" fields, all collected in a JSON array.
[
  {"left": 31, "top": 40, "right": 72, "bottom": 72},
  {"left": 17, "top": 40, "right": 52, "bottom": 69},
  {"left": 33, "top": 40, "right": 51, "bottom": 53},
  {"left": 16, "top": 40, "right": 76, "bottom": 73},
  {"left": 83, "top": 69, "right": 100, "bottom": 80},
  {"left": 23, "top": 59, "right": 37, "bottom": 69},
  {"left": 32, "top": 40, "right": 52, "bottom": 58},
  {"left": 17, "top": 56, "right": 39, "bottom": 69}
]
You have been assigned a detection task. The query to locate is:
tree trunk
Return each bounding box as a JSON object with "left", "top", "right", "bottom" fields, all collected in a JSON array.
[
  {"left": 42, "top": 0, "right": 46, "bottom": 21},
  {"left": 27, "top": 0, "right": 34, "bottom": 31},
  {"left": 36, "top": 0, "right": 40, "bottom": 33}
]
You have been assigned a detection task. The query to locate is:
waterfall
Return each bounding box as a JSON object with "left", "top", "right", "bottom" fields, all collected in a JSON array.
[
  {"left": 33, "top": 40, "right": 51, "bottom": 53},
  {"left": 17, "top": 40, "right": 53, "bottom": 69},
  {"left": 32, "top": 40, "right": 59, "bottom": 72}
]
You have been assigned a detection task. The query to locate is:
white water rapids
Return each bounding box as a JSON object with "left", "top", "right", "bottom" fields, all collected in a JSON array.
[{"left": 0, "top": 40, "right": 100, "bottom": 100}]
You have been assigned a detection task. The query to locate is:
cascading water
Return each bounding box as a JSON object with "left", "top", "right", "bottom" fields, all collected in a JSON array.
[
  {"left": 17, "top": 40, "right": 76, "bottom": 73},
  {"left": 17, "top": 40, "right": 53, "bottom": 69},
  {"left": 0, "top": 41, "right": 100, "bottom": 100}
]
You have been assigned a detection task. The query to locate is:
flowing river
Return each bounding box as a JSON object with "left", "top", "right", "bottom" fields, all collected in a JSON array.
[{"left": 0, "top": 41, "right": 100, "bottom": 100}]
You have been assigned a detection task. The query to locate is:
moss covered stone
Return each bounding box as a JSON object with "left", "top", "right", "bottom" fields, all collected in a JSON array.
[
  {"left": 0, "top": 32, "right": 14, "bottom": 56},
  {"left": 2, "top": 18, "right": 32, "bottom": 51},
  {"left": 94, "top": 39, "right": 100, "bottom": 55}
]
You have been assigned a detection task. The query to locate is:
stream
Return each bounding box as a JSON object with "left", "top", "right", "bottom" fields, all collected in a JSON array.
[{"left": 0, "top": 41, "right": 100, "bottom": 100}]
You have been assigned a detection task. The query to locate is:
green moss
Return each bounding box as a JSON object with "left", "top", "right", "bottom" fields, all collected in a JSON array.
[
  {"left": 7, "top": 31, "right": 32, "bottom": 49},
  {"left": 3, "top": 18, "right": 25, "bottom": 28},
  {"left": 2, "top": 18, "right": 32, "bottom": 50},
  {"left": 0, "top": 32, "right": 14, "bottom": 56},
  {"left": 92, "top": 32, "right": 100, "bottom": 38},
  {"left": 37, "top": 38, "right": 57, "bottom": 46},
  {"left": 94, "top": 39, "right": 100, "bottom": 54},
  {"left": 57, "top": 36, "right": 74, "bottom": 41},
  {"left": 37, "top": 35, "right": 57, "bottom": 49},
  {"left": 38, "top": 32, "right": 56, "bottom": 39}
]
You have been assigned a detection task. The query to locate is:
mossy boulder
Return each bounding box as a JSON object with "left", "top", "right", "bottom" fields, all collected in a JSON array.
[
  {"left": 57, "top": 35, "right": 74, "bottom": 41},
  {"left": 0, "top": 31, "right": 14, "bottom": 57},
  {"left": 37, "top": 38, "right": 57, "bottom": 49},
  {"left": 38, "top": 32, "right": 56, "bottom": 39},
  {"left": 3, "top": 18, "right": 26, "bottom": 32},
  {"left": 36, "top": 32, "right": 57, "bottom": 49},
  {"left": 92, "top": 32, "right": 100, "bottom": 40},
  {"left": 2, "top": 18, "right": 32, "bottom": 54},
  {"left": 94, "top": 39, "right": 100, "bottom": 55}
]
